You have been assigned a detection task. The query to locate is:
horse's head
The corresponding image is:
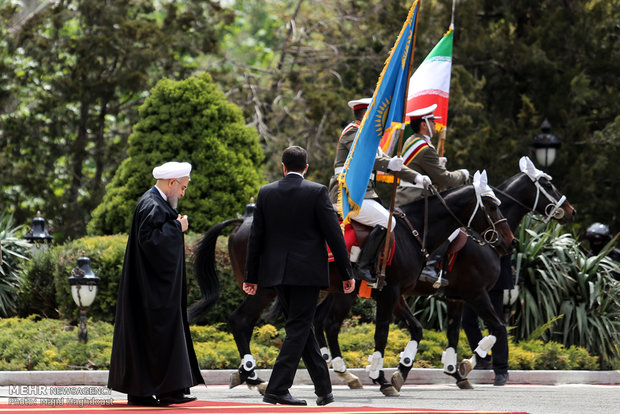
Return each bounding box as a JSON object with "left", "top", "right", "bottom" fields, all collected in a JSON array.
[
  {"left": 464, "top": 171, "right": 515, "bottom": 256},
  {"left": 515, "top": 156, "right": 576, "bottom": 224}
]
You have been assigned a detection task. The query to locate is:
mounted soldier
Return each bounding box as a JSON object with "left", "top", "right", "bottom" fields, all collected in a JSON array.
[
  {"left": 327, "top": 98, "right": 431, "bottom": 286},
  {"left": 394, "top": 103, "right": 469, "bottom": 287}
]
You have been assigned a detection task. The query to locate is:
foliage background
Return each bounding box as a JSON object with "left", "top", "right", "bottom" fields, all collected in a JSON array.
[
  {"left": 1, "top": 0, "right": 618, "bottom": 238},
  {"left": 0, "top": 317, "right": 598, "bottom": 371},
  {"left": 87, "top": 73, "right": 264, "bottom": 235}
]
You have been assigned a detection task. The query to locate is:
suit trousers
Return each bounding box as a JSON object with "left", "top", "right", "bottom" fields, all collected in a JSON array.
[{"left": 266, "top": 285, "right": 332, "bottom": 396}]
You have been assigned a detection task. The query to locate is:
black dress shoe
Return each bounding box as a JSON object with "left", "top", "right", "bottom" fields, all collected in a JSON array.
[
  {"left": 263, "top": 392, "right": 307, "bottom": 405},
  {"left": 127, "top": 395, "right": 159, "bottom": 406},
  {"left": 494, "top": 372, "right": 509, "bottom": 386},
  {"left": 316, "top": 393, "right": 334, "bottom": 406},
  {"left": 158, "top": 392, "right": 197, "bottom": 405}
]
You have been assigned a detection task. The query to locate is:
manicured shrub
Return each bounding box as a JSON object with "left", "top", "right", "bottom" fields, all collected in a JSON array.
[
  {"left": 0, "top": 318, "right": 602, "bottom": 371},
  {"left": 88, "top": 73, "right": 264, "bottom": 236}
]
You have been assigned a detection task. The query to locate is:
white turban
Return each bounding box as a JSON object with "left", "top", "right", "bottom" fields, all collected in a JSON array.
[{"left": 152, "top": 162, "right": 192, "bottom": 180}]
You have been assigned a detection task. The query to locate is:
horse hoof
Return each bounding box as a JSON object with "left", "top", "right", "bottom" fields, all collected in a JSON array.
[
  {"left": 250, "top": 382, "right": 267, "bottom": 395},
  {"left": 380, "top": 385, "right": 400, "bottom": 397},
  {"left": 458, "top": 360, "right": 473, "bottom": 377},
  {"left": 457, "top": 379, "right": 474, "bottom": 389},
  {"left": 391, "top": 371, "right": 404, "bottom": 392},
  {"left": 229, "top": 372, "right": 241, "bottom": 389},
  {"left": 335, "top": 370, "right": 364, "bottom": 389}
]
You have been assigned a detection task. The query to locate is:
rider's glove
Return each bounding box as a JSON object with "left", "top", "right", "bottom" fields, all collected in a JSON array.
[
  {"left": 387, "top": 156, "right": 404, "bottom": 172},
  {"left": 414, "top": 174, "right": 432, "bottom": 189},
  {"left": 438, "top": 157, "right": 447, "bottom": 167},
  {"left": 458, "top": 169, "right": 470, "bottom": 181}
]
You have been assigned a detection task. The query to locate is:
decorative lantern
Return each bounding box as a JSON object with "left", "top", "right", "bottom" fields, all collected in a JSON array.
[
  {"left": 532, "top": 119, "right": 561, "bottom": 168},
  {"left": 24, "top": 211, "right": 53, "bottom": 244},
  {"left": 68, "top": 257, "right": 100, "bottom": 343}
]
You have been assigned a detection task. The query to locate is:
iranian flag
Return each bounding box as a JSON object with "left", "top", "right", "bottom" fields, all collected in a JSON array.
[{"left": 406, "top": 27, "right": 453, "bottom": 129}]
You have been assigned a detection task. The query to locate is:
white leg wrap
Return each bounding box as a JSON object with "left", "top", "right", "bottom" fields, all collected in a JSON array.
[
  {"left": 365, "top": 351, "right": 383, "bottom": 380},
  {"left": 441, "top": 347, "right": 457, "bottom": 374},
  {"left": 331, "top": 356, "right": 346, "bottom": 373},
  {"left": 350, "top": 245, "right": 361, "bottom": 262},
  {"left": 399, "top": 340, "right": 418, "bottom": 367},
  {"left": 474, "top": 335, "right": 496, "bottom": 358},
  {"left": 320, "top": 347, "right": 332, "bottom": 364},
  {"left": 241, "top": 354, "right": 257, "bottom": 372}
]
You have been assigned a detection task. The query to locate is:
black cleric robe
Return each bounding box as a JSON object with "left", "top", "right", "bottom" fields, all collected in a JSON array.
[{"left": 107, "top": 187, "right": 204, "bottom": 396}]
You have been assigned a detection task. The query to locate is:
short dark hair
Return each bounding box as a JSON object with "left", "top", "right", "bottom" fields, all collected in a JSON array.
[
  {"left": 409, "top": 118, "right": 423, "bottom": 133},
  {"left": 282, "top": 146, "right": 307, "bottom": 172}
]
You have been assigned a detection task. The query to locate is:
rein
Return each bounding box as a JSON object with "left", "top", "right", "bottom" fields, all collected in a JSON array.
[
  {"left": 491, "top": 177, "right": 566, "bottom": 223},
  {"left": 396, "top": 186, "right": 505, "bottom": 259}
]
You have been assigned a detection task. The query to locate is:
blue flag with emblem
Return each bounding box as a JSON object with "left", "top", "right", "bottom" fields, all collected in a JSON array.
[{"left": 338, "top": 0, "right": 420, "bottom": 223}]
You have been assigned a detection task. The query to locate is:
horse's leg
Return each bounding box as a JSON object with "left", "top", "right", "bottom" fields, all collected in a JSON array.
[
  {"left": 368, "top": 286, "right": 400, "bottom": 397},
  {"left": 313, "top": 293, "right": 333, "bottom": 364},
  {"left": 442, "top": 299, "right": 474, "bottom": 389},
  {"left": 228, "top": 288, "right": 276, "bottom": 394},
  {"left": 389, "top": 296, "right": 423, "bottom": 392},
  {"left": 321, "top": 292, "right": 363, "bottom": 389},
  {"left": 458, "top": 292, "right": 503, "bottom": 380}
]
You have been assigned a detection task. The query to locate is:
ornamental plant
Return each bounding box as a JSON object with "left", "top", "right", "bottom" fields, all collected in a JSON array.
[
  {"left": 88, "top": 73, "right": 264, "bottom": 236},
  {"left": 512, "top": 216, "right": 620, "bottom": 369},
  {"left": 0, "top": 211, "right": 31, "bottom": 316}
]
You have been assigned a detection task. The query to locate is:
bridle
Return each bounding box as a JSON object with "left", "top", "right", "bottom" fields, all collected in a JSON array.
[
  {"left": 492, "top": 174, "right": 566, "bottom": 223},
  {"left": 397, "top": 185, "right": 507, "bottom": 259}
]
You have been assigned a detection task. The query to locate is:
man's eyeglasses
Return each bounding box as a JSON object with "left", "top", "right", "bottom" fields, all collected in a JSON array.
[{"left": 175, "top": 179, "right": 188, "bottom": 191}]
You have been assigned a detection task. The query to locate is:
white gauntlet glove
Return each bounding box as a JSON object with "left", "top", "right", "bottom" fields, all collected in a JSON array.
[
  {"left": 387, "top": 156, "right": 404, "bottom": 172},
  {"left": 438, "top": 157, "right": 447, "bottom": 167},
  {"left": 458, "top": 169, "right": 470, "bottom": 181},
  {"left": 414, "top": 174, "right": 432, "bottom": 189}
]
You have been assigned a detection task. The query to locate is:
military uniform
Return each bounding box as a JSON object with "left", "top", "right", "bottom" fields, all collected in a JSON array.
[
  {"left": 328, "top": 121, "right": 421, "bottom": 206},
  {"left": 395, "top": 131, "right": 467, "bottom": 206}
]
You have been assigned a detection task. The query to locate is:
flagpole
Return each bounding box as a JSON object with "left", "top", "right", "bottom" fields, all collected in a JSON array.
[
  {"left": 377, "top": 1, "right": 421, "bottom": 290},
  {"left": 439, "top": 0, "right": 457, "bottom": 159}
]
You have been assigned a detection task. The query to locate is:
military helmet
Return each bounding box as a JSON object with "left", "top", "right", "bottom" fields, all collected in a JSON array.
[{"left": 585, "top": 222, "right": 612, "bottom": 243}]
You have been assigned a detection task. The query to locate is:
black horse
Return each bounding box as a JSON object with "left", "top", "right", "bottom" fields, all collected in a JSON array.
[
  {"left": 192, "top": 174, "right": 514, "bottom": 396},
  {"left": 314, "top": 157, "right": 576, "bottom": 391}
]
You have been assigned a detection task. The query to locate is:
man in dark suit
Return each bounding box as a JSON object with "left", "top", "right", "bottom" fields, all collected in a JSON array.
[{"left": 243, "top": 146, "right": 355, "bottom": 406}]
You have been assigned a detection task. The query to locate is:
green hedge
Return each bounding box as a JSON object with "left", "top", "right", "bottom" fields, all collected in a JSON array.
[
  {"left": 17, "top": 233, "right": 244, "bottom": 325},
  {"left": 0, "top": 317, "right": 598, "bottom": 371}
]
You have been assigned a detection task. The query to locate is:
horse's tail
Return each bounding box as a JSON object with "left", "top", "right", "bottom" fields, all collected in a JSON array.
[{"left": 188, "top": 218, "right": 243, "bottom": 323}]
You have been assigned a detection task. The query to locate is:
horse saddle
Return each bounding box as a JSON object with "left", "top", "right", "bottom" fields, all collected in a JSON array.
[{"left": 327, "top": 220, "right": 395, "bottom": 265}]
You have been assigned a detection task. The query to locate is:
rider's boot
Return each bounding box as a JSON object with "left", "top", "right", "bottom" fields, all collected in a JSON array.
[
  {"left": 419, "top": 239, "right": 450, "bottom": 287},
  {"left": 352, "top": 225, "right": 387, "bottom": 285}
]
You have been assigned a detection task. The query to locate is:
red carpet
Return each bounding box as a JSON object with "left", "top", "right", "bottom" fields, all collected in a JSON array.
[{"left": 0, "top": 400, "right": 529, "bottom": 413}]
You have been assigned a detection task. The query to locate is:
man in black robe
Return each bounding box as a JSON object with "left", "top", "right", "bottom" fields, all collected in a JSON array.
[{"left": 108, "top": 161, "right": 204, "bottom": 406}]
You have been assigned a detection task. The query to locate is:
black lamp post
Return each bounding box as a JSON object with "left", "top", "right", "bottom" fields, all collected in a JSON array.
[
  {"left": 68, "top": 257, "right": 100, "bottom": 344},
  {"left": 532, "top": 119, "right": 562, "bottom": 168},
  {"left": 24, "top": 211, "right": 53, "bottom": 244}
]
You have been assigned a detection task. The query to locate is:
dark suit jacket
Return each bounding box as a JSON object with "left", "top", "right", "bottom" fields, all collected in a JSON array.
[{"left": 245, "top": 173, "right": 353, "bottom": 288}]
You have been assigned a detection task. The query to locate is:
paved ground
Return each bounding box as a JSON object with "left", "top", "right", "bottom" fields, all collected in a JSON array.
[
  {"left": 1, "top": 369, "right": 619, "bottom": 413},
  {"left": 2, "top": 383, "right": 620, "bottom": 414}
]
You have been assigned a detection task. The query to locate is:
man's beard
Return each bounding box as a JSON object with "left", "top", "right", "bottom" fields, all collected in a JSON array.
[{"left": 168, "top": 196, "right": 178, "bottom": 209}]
